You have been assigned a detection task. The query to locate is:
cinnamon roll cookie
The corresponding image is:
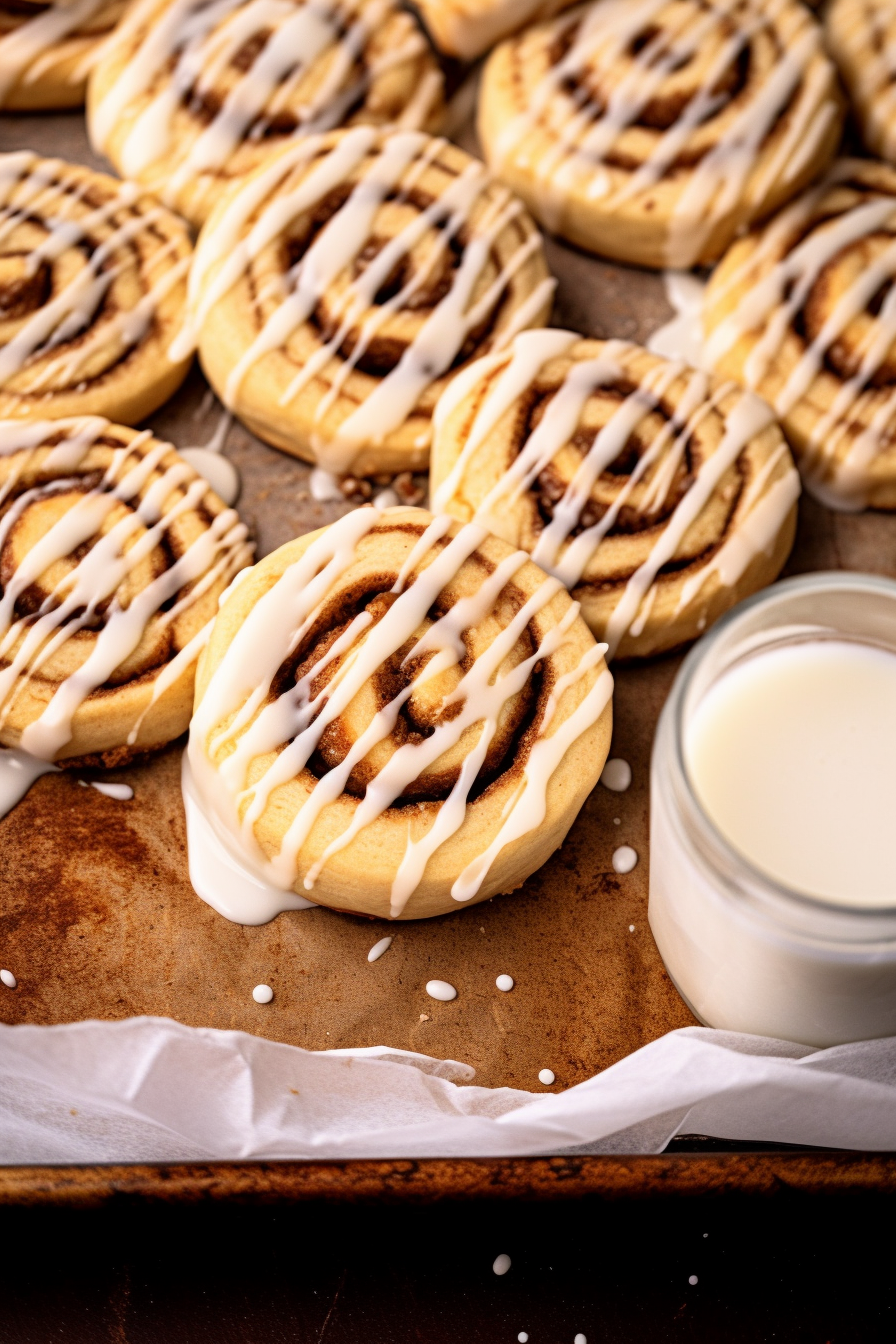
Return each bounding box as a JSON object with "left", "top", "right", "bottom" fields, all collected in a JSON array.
[
  {"left": 0, "top": 418, "right": 253, "bottom": 767},
  {"left": 478, "top": 0, "right": 844, "bottom": 269},
  {"left": 414, "top": 0, "right": 575, "bottom": 62},
  {"left": 704, "top": 159, "right": 896, "bottom": 510},
  {"left": 0, "top": 153, "right": 193, "bottom": 426},
  {"left": 826, "top": 0, "right": 896, "bottom": 165},
  {"left": 187, "top": 505, "right": 613, "bottom": 921},
  {"left": 0, "top": 0, "right": 127, "bottom": 109},
  {"left": 87, "top": 0, "right": 445, "bottom": 229},
  {"left": 430, "top": 331, "right": 799, "bottom": 659},
  {"left": 183, "top": 127, "right": 554, "bottom": 477}
]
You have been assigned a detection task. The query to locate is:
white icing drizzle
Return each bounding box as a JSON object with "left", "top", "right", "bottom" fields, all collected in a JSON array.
[
  {"left": 704, "top": 162, "right": 896, "bottom": 508},
  {"left": 89, "top": 0, "right": 441, "bottom": 216},
  {"left": 0, "top": 418, "right": 253, "bottom": 761},
  {"left": 0, "top": 0, "right": 112, "bottom": 104},
  {"left": 187, "top": 505, "right": 612, "bottom": 921},
  {"left": 180, "top": 410, "right": 240, "bottom": 506},
  {"left": 367, "top": 935, "right": 392, "bottom": 961},
  {"left": 433, "top": 330, "right": 793, "bottom": 658},
  {"left": 180, "top": 127, "right": 554, "bottom": 472},
  {"left": 0, "top": 745, "right": 58, "bottom": 820},
  {"left": 829, "top": 0, "right": 896, "bottom": 162},
  {"left": 182, "top": 752, "right": 316, "bottom": 924},
  {"left": 309, "top": 467, "right": 346, "bottom": 502},
  {"left": 0, "top": 152, "right": 189, "bottom": 394},
  {"left": 491, "top": 0, "right": 837, "bottom": 267}
]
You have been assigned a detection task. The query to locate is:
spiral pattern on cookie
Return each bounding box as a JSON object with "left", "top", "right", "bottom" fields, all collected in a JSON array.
[
  {"left": 87, "top": 0, "right": 445, "bottom": 228},
  {"left": 704, "top": 159, "right": 896, "bottom": 511},
  {"left": 478, "top": 0, "right": 843, "bottom": 268},
  {"left": 430, "top": 331, "right": 799, "bottom": 659},
  {"left": 0, "top": 418, "right": 253, "bottom": 765},
  {"left": 188, "top": 505, "right": 612, "bottom": 920},
  {"left": 183, "top": 126, "right": 555, "bottom": 477},
  {"left": 826, "top": 0, "right": 896, "bottom": 166},
  {"left": 0, "top": 0, "right": 127, "bottom": 109},
  {"left": 0, "top": 153, "right": 193, "bottom": 428}
]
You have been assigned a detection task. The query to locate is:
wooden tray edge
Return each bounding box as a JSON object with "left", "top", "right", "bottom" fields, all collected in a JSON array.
[{"left": 3, "top": 1153, "right": 896, "bottom": 1206}]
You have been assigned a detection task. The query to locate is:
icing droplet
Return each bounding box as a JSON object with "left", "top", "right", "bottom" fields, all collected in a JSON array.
[
  {"left": 252, "top": 984, "right": 274, "bottom": 1004},
  {"left": 575, "top": 1336, "right": 588, "bottom": 1344},
  {"left": 629, "top": 924, "right": 635, "bottom": 933},
  {"left": 689, "top": 1275, "right": 699, "bottom": 1287},
  {"left": 180, "top": 448, "right": 241, "bottom": 507},
  {"left": 538, "top": 1068, "right": 555, "bottom": 1086},
  {"left": 309, "top": 468, "right": 346, "bottom": 502},
  {"left": 612, "top": 845, "right": 638, "bottom": 874},
  {"left": 368, "top": 936, "right": 393, "bottom": 963},
  {"left": 613, "top": 817, "right": 621, "bottom": 825},
  {"left": 492, "top": 1254, "right": 511, "bottom": 1276},
  {"left": 0, "top": 748, "right": 59, "bottom": 821},
  {"left": 518, "top": 1335, "right": 529, "bottom": 1343},
  {"left": 373, "top": 488, "right": 400, "bottom": 509},
  {"left": 426, "top": 979, "right": 457, "bottom": 1002},
  {"left": 600, "top": 758, "right": 632, "bottom": 792},
  {"left": 496, "top": 974, "right": 514, "bottom": 992},
  {"left": 89, "top": 781, "right": 134, "bottom": 801},
  {"left": 0, "top": 969, "right": 16, "bottom": 989}
]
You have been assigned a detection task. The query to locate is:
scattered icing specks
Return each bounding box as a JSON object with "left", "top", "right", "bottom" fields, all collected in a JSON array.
[
  {"left": 600, "top": 758, "right": 632, "bottom": 792},
  {"left": 367, "top": 936, "right": 393, "bottom": 963},
  {"left": 613, "top": 817, "right": 621, "bottom": 825},
  {"left": 612, "top": 846, "right": 638, "bottom": 874},
  {"left": 252, "top": 984, "right": 274, "bottom": 1004},
  {"left": 496, "top": 974, "right": 514, "bottom": 992},
  {"left": 689, "top": 1275, "right": 699, "bottom": 1286},
  {"left": 629, "top": 924, "right": 635, "bottom": 933},
  {"left": 309, "top": 467, "right": 345, "bottom": 502},
  {"left": 89, "top": 781, "right": 134, "bottom": 801},
  {"left": 426, "top": 980, "right": 457, "bottom": 1002},
  {"left": 538, "top": 1069, "right": 555, "bottom": 1086},
  {"left": 0, "top": 969, "right": 16, "bottom": 989},
  {"left": 492, "top": 1254, "right": 511, "bottom": 1276},
  {"left": 419, "top": 1013, "right": 430, "bottom": 1021}
]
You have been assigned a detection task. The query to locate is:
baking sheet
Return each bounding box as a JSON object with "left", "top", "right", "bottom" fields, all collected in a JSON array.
[{"left": 0, "top": 109, "right": 887, "bottom": 1101}]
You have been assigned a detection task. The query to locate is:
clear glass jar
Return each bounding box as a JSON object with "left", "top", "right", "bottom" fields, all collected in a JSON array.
[{"left": 649, "top": 572, "right": 896, "bottom": 1047}]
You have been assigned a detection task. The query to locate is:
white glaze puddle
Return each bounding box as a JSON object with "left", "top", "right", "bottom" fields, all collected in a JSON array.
[
  {"left": 86, "top": 780, "right": 134, "bottom": 801},
  {"left": 182, "top": 753, "right": 316, "bottom": 925},
  {"left": 179, "top": 449, "right": 240, "bottom": 507},
  {"left": 647, "top": 272, "right": 708, "bottom": 367},
  {"left": 0, "top": 747, "right": 58, "bottom": 821}
]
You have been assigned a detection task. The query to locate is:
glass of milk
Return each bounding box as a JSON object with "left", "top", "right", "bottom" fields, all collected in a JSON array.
[{"left": 649, "top": 572, "right": 896, "bottom": 1047}]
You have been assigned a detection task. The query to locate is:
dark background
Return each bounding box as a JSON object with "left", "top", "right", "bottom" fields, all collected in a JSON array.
[{"left": 2, "top": 1186, "right": 892, "bottom": 1342}]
